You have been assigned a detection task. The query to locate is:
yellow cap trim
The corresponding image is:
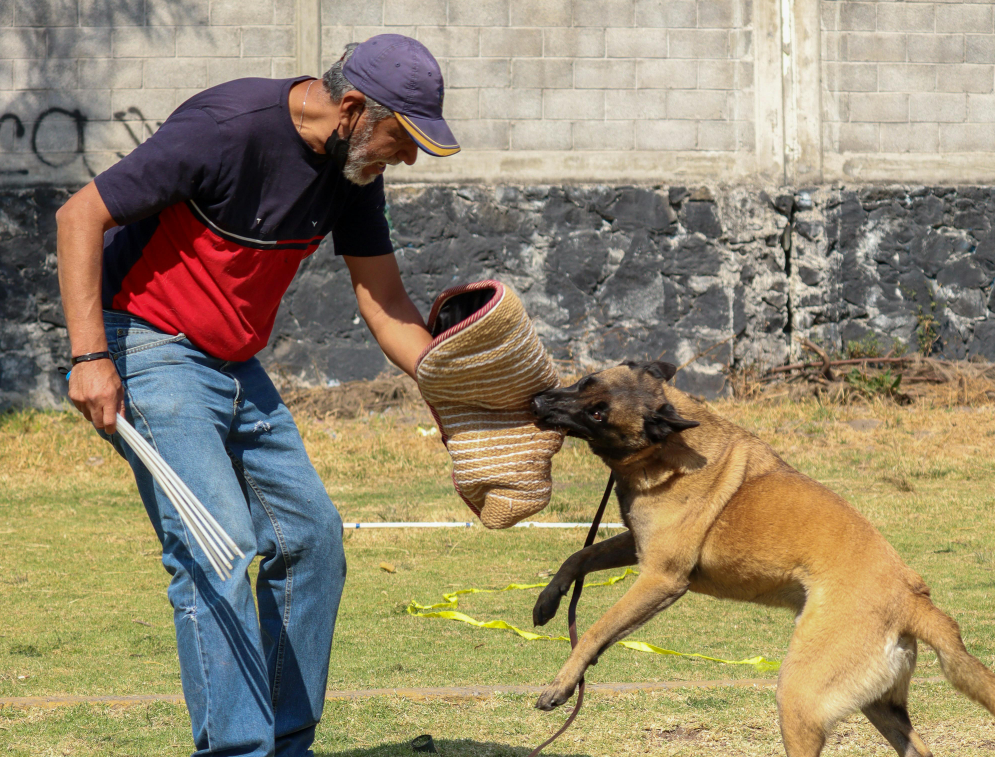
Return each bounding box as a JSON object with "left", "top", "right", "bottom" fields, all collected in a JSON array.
[{"left": 395, "top": 112, "right": 461, "bottom": 157}]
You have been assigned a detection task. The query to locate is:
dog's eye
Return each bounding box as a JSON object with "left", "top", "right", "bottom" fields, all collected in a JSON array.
[{"left": 588, "top": 408, "right": 605, "bottom": 422}]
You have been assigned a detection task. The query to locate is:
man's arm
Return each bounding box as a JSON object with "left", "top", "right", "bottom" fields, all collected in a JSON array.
[
  {"left": 343, "top": 254, "right": 432, "bottom": 378},
  {"left": 56, "top": 182, "right": 123, "bottom": 433}
]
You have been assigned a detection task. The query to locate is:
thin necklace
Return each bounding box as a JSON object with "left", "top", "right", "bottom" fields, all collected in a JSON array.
[{"left": 298, "top": 79, "right": 316, "bottom": 133}]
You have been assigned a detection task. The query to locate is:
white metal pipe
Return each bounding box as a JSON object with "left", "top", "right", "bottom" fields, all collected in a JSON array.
[{"left": 341, "top": 522, "right": 626, "bottom": 530}]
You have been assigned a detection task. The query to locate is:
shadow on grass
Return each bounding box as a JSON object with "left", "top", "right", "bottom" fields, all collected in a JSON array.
[{"left": 317, "top": 740, "right": 591, "bottom": 757}]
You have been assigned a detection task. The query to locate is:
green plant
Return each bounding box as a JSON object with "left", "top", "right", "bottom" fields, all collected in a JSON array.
[
  {"left": 916, "top": 303, "right": 940, "bottom": 356},
  {"left": 843, "top": 367, "right": 903, "bottom": 398},
  {"left": 845, "top": 333, "right": 883, "bottom": 359}
]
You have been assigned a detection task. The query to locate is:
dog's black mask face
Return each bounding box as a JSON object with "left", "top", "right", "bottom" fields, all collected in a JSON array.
[{"left": 530, "top": 361, "right": 699, "bottom": 458}]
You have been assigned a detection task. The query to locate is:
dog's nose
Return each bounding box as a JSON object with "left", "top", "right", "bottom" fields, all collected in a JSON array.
[{"left": 530, "top": 394, "right": 546, "bottom": 417}]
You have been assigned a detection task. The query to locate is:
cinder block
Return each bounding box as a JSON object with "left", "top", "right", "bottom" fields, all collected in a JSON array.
[
  {"left": 211, "top": 0, "right": 275, "bottom": 25},
  {"left": 147, "top": 0, "right": 209, "bottom": 26},
  {"left": 878, "top": 63, "right": 936, "bottom": 92},
  {"left": 510, "top": 0, "right": 570, "bottom": 27},
  {"left": 442, "top": 87, "right": 479, "bottom": 119},
  {"left": 606, "top": 28, "right": 670, "bottom": 58},
  {"left": 79, "top": 0, "right": 144, "bottom": 26},
  {"left": 730, "top": 29, "right": 752, "bottom": 59},
  {"left": 937, "top": 64, "right": 994, "bottom": 93},
  {"left": 732, "top": 89, "right": 753, "bottom": 120},
  {"left": 735, "top": 120, "right": 754, "bottom": 150},
  {"left": 14, "top": 0, "right": 76, "bottom": 26},
  {"left": 822, "top": 31, "right": 840, "bottom": 62},
  {"left": 908, "top": 34, "right": 964, "bottom": 64},
  {"left": 880, "top": 122, "right": 939, "bottom": 152},
  {"left": 544, "top": 88, "right": 604, "bottom": 119},
  {"left": 479, "top": 87, "right": 541, "bottom": 118},
  {"left": 940, "top": 122, "right": 995, "bottom": 151},
  {"left": 0, "top": 0, "right": 11, "bottom": 27},
  {"left": 849, "top": 92, "right": 909, "bottom": 122},
  {"left": 174, "top": 88, "right": 206, "bottom": 108},
  {"left": 480, "top": 28, "right": 541, "bottom": 57},
  {"left": 208, "top": 57, "right": 274, "bottom": 86},
  {"left": 354, "top": 26, "right": 414, "bottom": 43},
  {"left": 13, "top": 58, "right": 76, "bottom": 90},
  {"left": 667, "top": 89, "right": 729, "bottom": 119},
  {"left": 29, "top": 113, "right": 83, "bottom": 153},
  {"left": 321, "top": 0, "right": 383, "bottom": 25},
  {"left": 936, "top": 4, "right": 993, "bottom": 34},
  {"left": 877, "top": 3, "right": 934, "bottom": 33},
  {"left": 510, "top": 119, "right": 571, "bottom": 150},
  {"left": 144, "top": 58, "right": 209, "bottom": 89},
  {"left": 606, "top": 89, "right": 667, "bottom": 118},
  {"left": 177, "top": 26, "right": 241, "bottom": 57},
  {"left": 0, "top": 89, "right": 111, "bottom": 120},
  {"left": 839, "top": 2, "right": 875, "bottom": 32},
  {"left": 573, "top": 119, "right": 633, "bottom": 150},
  {"left": 636, "top": 0, "right": 695, "bottom": 28},
  {"left": 697, "top": 0, "right": 737, "bottom": 29},
  {"left": 448, "top": 0, "right": 508, "bottom": 26},
  {"left": 543, "top": 28, "right": 605, "bottom": 58},
  {"left": 821, "top": 2, "right": 838, "bottom": 32},
  {"left": 968, "top": 93, "right": 995, "bottom": 121},
  {"left": 321, "top": 27, "right": 353, "bottom": 62},
  {"left": 0, "top": 61, "right": 15, "bottom": 91},
  {"left": 575, "top": 59, "right": 635, "bottom": 89},
  {"left": 966, "top": 35, "right": 995, "bottom": 64},
  {"left": 447, "top": 118, "right": 509, "bottom": 149},
  {"left": 697, "top": 120, "right": 736, "bottom": 150},
  {"left": 449, "top": 58, "right": 510, "bottom": 88},
  {"left": 843, "top": 33, "right": 907, "bottom": 62},
  {"left": 113, "top": 27, "right": 175, "bottom": 57},
  {"left": 836, "top": 62, "right": 878, "bottom": 92},
  {"left": 637, "top": 58, "right": 697, "bottom": 88},
  {"left": 86, "top": 120, "right": 145, "bottom": 152},
  {"left": 273, "top": 0, "right": 294, "bottom": 24},
  {"left": 669, "top": 29, "right": 730, "bottom": 59},
  {"left": 511, "top": 58, "right": 572, "bottom": 88},
  {"left": 698, "top": 60, "right": 736, "bottom": 89},
  {"left": 415, "top": 26, "right": 479, "bottom": 57},
  {"left": 80, "top": 59, "right": 144, "bottom": 89},
  {"left": 910, "top": 92, "right": 967, "bottom": 121},
  {"left": 0, "top": 29, "right": 45, "bottom": 58},
  {"left": 838, "top": 122, "right": 878, "bottom": 152},
  {"left": 47, "top": 27, "right": 113, "bottom": 58},
  {"left": 272, "top": 58, "right": 297, "bottom": 78},
  {"left": 242, "top": 25, "right": 295, "bottom": 57},
  {"left": 111, "top": 88, "right": 178, "bottom": 121},
  {"left": 573, "top": 0, "right": 634, "bottom": 28},
  {"left": 823, "top": 121, "right": 840, "bottom": 153},
  {"left": 633, "top": 118, "right": 697, "bottom": 150}
]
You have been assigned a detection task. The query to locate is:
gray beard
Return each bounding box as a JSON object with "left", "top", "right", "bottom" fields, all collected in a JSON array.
[{"left": 342, "top": 120, "right": 379, "bottom": 186}]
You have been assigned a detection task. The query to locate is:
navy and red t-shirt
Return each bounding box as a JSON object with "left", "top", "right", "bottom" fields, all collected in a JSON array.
[{"left": 95, "top": 76, "right": 393, "bottom": 362}]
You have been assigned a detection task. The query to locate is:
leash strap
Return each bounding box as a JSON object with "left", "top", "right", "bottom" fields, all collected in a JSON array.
[{"left": 527, "top": 472, "right": 616, "bottom": 757}]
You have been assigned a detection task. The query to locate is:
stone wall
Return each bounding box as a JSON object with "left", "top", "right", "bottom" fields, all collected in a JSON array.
[{"left": 4, "top": 183, "right": 993, "bottom": 410}]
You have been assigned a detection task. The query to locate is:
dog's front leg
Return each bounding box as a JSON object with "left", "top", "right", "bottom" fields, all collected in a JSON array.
[
  {"left": 533, "top": 531, "right": 638, "bottom": 627},
  {"left": 536, "top": 570, "right": 688, "bottom": 711}
]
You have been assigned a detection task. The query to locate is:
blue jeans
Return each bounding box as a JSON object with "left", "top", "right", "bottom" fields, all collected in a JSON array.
[{"left": 98, "top": 311, "right": 345, "bottom": 757}]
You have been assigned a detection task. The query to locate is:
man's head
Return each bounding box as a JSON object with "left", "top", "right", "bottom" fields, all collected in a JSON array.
[{"left": 322, "top": 35, "right": 459, "bottom": 185}]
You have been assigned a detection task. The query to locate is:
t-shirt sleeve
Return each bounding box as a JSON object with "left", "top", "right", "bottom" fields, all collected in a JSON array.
[
  {"left": 331, "top": 175, "right": 395, "bottom": 258},
  {"left": 94, "top": 108, "right": 223, "bottom": 226}
]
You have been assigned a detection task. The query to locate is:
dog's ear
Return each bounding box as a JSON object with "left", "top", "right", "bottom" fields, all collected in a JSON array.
[
  {"left": 645, "top": 402, "right": 700, "bottom": 443},
  {"left": 643, "top": 361, "right": 678, "bottom": 382}
]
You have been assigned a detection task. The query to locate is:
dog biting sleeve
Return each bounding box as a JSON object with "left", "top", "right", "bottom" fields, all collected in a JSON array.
[{"left": 416, "top": 280, "right": 565, "bottom": 529}]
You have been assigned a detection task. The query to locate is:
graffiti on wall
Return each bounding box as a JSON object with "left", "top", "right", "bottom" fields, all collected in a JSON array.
[{"left": 0, "top": 106, "right": 161, "bottom": 178}]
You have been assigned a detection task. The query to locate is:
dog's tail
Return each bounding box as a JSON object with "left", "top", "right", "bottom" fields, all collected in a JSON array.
[{"left": 909, "top": 593, "right": 995, "bottom": 715}]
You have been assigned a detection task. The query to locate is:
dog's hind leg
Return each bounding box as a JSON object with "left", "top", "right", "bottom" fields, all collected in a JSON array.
[
  {"left": 533, "top": 530, "right": 637, "bottom": 627},
  {"left": 862, "top": 701, "right": 932, "bottom": 757}
]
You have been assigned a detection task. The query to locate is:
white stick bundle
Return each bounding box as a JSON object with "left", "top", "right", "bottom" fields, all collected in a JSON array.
[{"left": 114, "top": 414, "right": 245, "bottom": 581}]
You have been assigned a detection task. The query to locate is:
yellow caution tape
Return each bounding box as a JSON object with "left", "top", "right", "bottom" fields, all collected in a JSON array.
[{"left": 406, "top": 568, "right": 780, "bottom": 673}]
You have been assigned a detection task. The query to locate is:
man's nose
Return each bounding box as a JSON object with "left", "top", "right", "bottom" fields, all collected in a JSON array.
[{"left": 400, "top": 141, "right": 418, "bottom": 165}]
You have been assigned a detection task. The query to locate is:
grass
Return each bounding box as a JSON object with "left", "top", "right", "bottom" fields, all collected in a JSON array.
[{"left": 1, "top": 394, "right": 994, "bottom": 755}]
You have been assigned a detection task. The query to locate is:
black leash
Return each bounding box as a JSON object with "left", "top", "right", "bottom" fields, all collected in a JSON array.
[{"left": 527, "top": 472, "right": 616, "bottom": 757}]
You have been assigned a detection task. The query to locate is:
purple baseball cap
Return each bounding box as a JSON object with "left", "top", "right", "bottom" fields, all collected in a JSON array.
[{"left": 344, "top": 34, "right": 460, "bottom": 158}]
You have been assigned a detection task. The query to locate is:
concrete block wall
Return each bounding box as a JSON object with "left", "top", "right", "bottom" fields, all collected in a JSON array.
[
  {"left": 0, "top": 0, "right": 298, "bottom": 184},
  {"left": 320, "top": 0, "right": 756, "bottom": 157},
  {"left": 822, "top": 0, "right": 995, "bottom": 180}
]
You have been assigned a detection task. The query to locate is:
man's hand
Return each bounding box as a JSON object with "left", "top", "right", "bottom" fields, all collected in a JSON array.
[{"left": 68, "top": 358, "right": 124, "bottom": 434}]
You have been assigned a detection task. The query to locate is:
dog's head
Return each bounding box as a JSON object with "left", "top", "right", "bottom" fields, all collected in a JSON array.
[{"left": 531, "top": 361, "right": 700, "bottom": 460}]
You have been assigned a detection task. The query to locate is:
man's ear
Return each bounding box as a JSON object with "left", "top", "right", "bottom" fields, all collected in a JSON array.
[
  {"left": 644, "top": 402, "right": 700, "bottom": 443},
  {"left": 643, "top": 361, "right": 678, "bottom": 382},
  {"left": 337, "top": 90, "right": 367, "bottom": 135}
]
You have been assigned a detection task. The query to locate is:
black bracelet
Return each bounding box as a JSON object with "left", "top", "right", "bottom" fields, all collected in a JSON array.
[{"left": 70, "top": 351, "right": 112, "bottom": 366}]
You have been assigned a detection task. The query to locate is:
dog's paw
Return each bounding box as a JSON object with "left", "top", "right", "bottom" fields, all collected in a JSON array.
[
  {"left": 533, "top": 584, "right": 565, "bottom": 627},
  {"left": 536, "top": 680, "right": 576, "bottom": 711}
]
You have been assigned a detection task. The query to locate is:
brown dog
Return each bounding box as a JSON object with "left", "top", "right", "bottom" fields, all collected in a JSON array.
[{"left": 530, "top": 361, "right": 995, "bottom": 757}]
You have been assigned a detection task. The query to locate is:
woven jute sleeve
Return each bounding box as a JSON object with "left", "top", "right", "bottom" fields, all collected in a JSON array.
[{"left": 416, "top": 281, "right": 564, "bottom": 529}]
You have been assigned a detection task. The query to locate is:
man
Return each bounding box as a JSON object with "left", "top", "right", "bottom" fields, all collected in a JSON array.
[{"left": 56, "top": 35, "right": 458, "bottom": 757}]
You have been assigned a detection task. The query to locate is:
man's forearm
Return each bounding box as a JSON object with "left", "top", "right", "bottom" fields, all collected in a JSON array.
[{"left": 361, "top": 294, "right": 433, "bottom": 378}]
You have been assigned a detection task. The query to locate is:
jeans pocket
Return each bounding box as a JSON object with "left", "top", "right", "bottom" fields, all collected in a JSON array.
[{"left": 112, "top": 330, "right": 188, "bottom": 358}]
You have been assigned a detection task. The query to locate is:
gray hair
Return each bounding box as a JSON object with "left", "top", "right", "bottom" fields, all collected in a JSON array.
[{"left": 322, "top": 43, "right": 394, "bottom": 124}]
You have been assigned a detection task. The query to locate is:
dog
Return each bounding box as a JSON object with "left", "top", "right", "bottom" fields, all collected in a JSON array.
[{"left": 529, "top": 361, "right": 995, "bottom": 757}]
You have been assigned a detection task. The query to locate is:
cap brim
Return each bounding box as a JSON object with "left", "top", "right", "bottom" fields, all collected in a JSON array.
[{"left": 395, "top": 112, "right": 460, "bottom": 157}]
